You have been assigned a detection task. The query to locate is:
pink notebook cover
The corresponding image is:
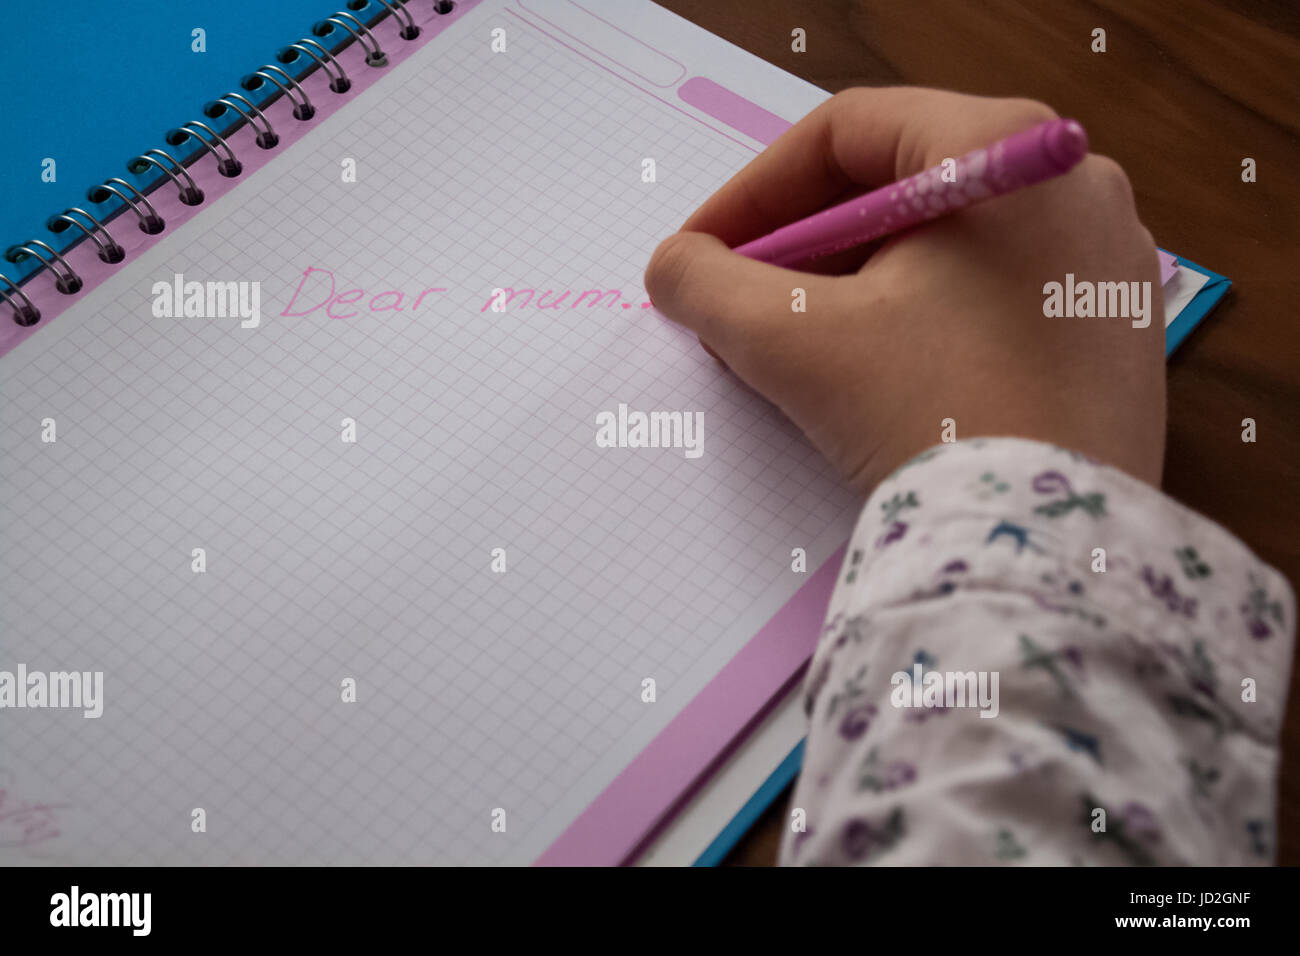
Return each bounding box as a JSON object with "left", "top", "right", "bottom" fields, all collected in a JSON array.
[{"left": 1, "top": 0, "right": 838, "bottom": 866}]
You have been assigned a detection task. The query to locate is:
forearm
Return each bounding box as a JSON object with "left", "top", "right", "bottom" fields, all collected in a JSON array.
[{"left": 784, "top": 438, "right": 1294, "bottom": 865}]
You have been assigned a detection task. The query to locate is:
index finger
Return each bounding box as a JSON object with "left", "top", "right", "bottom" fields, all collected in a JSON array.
[{"left": 682, "top": 87, "right": 1059, "bottom": 247}]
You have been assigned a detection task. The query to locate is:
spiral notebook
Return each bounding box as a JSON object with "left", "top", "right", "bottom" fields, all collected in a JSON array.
[
  {"left": 0, "top": 0, "right": 1230, "bottom": 866},
  {"left": 0, "top": 0, "right": 861, "bottom": 865}
]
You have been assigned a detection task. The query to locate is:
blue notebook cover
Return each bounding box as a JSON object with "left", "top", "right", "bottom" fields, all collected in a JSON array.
[{"left": 0, "top": 0, "right": 353, "bottom": 282}]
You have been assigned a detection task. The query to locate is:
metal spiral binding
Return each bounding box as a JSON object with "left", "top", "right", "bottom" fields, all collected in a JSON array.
[
  {"left": 0, "top": 272, "right": 41, "bottom": 326},
  {"left": 374, "top": 0, "right": 420, "bottom": 40},
  {"left": 317, "top": 12, "right": 387, "bottom": 66},
  {"left": 5, "top": 239, "right": 83, "bottom": 295},
  {"left": 2, "top": 0, "right": 432, "bottom": 325},
  {"left": 88, "top": 179, "right": 166, "bottom": 235},
  {"left": 47, "top": 208, "right": 126, "bottom": 263},
  {"left": 209, "top": 91, "right": 280, "bottom": 149},
  {"left": 243, "top": 64, "right": 316, "bottom": 121},
  {"left": 127, "top": 148, "right": 205, "bottom": 205},
  {"left": 167, "top": 121, "right": 243, "bottom": 178},
  {"left": 280, "top": 37, "right": 352, "bottom": 94}
]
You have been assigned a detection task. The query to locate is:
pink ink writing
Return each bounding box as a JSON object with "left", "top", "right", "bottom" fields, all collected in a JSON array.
[
  {"left": 481, "top": 287, "right": 654, "bottom": 312},
  {"left": 0, "top": 771, "right": 67, "bottom": 852},
  {"left": 280, "top": 266, "right": 447, "bottom": 319}
]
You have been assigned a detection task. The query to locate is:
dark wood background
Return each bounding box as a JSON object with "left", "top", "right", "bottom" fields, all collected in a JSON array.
[{"left": 652, "top": 0, "right": 1300, "bottom": 866}]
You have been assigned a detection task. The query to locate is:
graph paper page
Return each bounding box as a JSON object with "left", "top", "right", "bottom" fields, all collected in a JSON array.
[{"left": 0, "top": 1, "right": 858, "bottom": 863}]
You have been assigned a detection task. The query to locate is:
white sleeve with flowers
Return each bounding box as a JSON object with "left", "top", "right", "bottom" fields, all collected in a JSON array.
[{"left": 781, "top": 438, "right": 1294, "bottom": 866}]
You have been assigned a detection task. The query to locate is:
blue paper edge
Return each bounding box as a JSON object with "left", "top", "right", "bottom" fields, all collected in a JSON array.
[
  {"left": 1162, "top": 251, "right": 1232, "bottom": 356},
  {"left": 693, "top": 739, "right": 806, "bottom": 866},
  {"left": 694, "top": 254, "right": 1233, "bottom": 866}
]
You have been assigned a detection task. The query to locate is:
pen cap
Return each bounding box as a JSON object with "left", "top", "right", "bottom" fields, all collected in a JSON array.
[
  {"left": 1044, "top": 119, "right": 1089, "bottom": 169},
  {"left": 1003, "top": 118, "right": 1089, "bottom": 183}
]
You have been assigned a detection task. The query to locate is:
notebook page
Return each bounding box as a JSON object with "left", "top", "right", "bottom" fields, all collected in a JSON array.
[
  {"left": 1162, "top": 266, "right": 1211, "bottom": 327},
  {"left": 0, "top": 1, "right": 858, "bottom": 863}
]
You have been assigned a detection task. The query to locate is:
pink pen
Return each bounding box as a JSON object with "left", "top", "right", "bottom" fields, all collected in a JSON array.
[{"left": 734, "top": 118, "right": 1089, "bottom": 267}]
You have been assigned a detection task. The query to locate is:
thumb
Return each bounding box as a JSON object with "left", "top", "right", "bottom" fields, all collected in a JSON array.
[{"left": 644, "top": 230, "right": 837, "bottom": 365}]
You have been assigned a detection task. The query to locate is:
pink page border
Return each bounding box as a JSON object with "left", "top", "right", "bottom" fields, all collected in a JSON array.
[{"left": 536, "top": 547, "right": 843, "bottom": 866}]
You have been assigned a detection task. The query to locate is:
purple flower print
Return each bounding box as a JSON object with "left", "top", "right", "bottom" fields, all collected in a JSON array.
[
  {"left": 840, "top": 809, "right": 905, "bottom": 862},
  {"left": 1140, "top": 565, "right": 1198, "bottom": 618},
  {"left": 882, "top": 761, "right": 917, "bottom": 789},
  {"left": 1240, "top": 576, "right": 1283, "bottom": 641},
  {"left": 1244, "top": 615, "right": 1272, "bottom": 640},
  {"left": 841, "top": 819, "right": 876, "bottom": 861},
  {"left": 838, "top": 703, "right": 877, "bottom": 741},
  {"left": 1032, "top": 470, "right": 1072, "bottom": 495},
  {"left": 1121, "top": 802, "right": 1161, "bottom": 842},
  {"left": 876, "top": 521, "right": 908, "bottom": 549},
  {"left": 1031, "top": 470, "right": 1107, "bottom": 519}
]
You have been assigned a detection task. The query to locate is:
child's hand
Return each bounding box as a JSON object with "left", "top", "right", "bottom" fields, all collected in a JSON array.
[{"left": 645, "top": 87, "right": 1166, "bottom": 496}]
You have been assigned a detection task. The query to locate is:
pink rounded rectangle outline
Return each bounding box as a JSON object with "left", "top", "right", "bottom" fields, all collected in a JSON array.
[{"left": 514, "top": 0, "right": 687, "bottom": 88}]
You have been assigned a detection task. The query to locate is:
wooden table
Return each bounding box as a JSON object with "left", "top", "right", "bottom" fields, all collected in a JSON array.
[{"left": 653, "top": 0, "right": 1300, "bottom": 865}]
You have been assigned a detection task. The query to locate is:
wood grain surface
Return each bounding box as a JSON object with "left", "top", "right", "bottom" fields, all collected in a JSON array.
[{"left": 650, "top": 0, "right": 1300, "bottom": 866}]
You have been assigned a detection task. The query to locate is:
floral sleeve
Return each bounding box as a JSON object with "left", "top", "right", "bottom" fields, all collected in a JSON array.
[{"left": 781, "top": 438, "right": 1294, "bottom": 866}]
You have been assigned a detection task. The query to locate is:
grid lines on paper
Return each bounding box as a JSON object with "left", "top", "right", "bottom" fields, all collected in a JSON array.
[{"left": 0, "top": 13, "right": 858, "bottom": 864}]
